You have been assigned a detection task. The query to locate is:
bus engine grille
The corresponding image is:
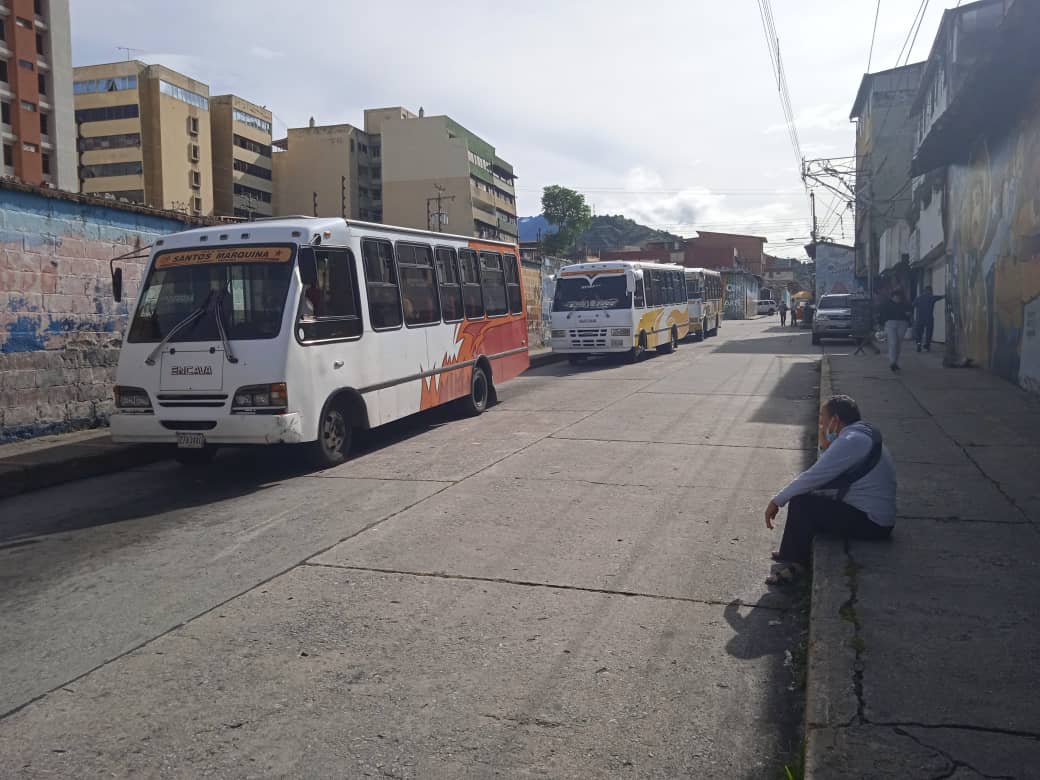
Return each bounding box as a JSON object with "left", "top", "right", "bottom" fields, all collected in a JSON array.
[{"left": 570, "top": 328, "right": 607, "bottom": 348}]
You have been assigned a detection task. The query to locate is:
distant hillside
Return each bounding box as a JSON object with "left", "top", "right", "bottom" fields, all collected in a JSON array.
[{"left": 519, "top": 213, "right": 681, "bottom": 251}]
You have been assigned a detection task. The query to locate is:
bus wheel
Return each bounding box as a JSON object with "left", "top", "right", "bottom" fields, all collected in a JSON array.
[
  {"left": 174, "top": 446, "right": 217, "bottom": 467},
  {"left": 308, "top": 401, "right": 352, "bottom": 467},
  {"left": 460, "top": 365, "right": 490, "bottom": 416},
  {"left": 658, "top": 327, "right": 678, "bottom": 354},
  {"left": 629, "top": 333, "right": 647, "bottom": 363}
]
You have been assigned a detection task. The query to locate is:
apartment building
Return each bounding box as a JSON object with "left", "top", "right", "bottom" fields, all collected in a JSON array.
[
  {"left": 272, "top": 119, "right": 380, "bottom": 221},
  {"left": 371, "top": 107, "right": 518, "bottom": 240},
  {"left": 0, "top": 0, "right": 75, "bottom": 190},
  {"left": 73, "top": 61, "right": 213, "bottom": 215},
  {"left": 211, "top": 94, "right": 272, "bottom": 218}
]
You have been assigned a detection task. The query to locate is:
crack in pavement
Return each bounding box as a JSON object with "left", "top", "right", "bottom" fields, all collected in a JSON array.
[
  {"left": 892, "top": 726, "right": 1019, "bottom": 780},
  {"left": 303, "top": 561, "right": 791, "bottom": 612}
]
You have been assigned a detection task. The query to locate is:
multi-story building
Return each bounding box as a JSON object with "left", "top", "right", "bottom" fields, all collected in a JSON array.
[
  {"left": 371, "top": 107, "right": 518, "bottom": 241},
  {"left": 1, "top": 0, "right": 75, "bottom": 191},
  {"left": 73, "top": 61, "right": 213, "bottom": 215},
  {"left": 272, "top": 119, "right": 380, "bottom": 221},
  {"left": 210, "top": 94, "right": 272, "bottom": 218}
]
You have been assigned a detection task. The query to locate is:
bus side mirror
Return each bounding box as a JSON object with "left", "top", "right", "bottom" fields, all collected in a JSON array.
[
  {"left": 111, "top": 267, "right": 123, "bottom": 303},
  {"left": 299, "top": 248, "right": 318, "bottom": 287}
]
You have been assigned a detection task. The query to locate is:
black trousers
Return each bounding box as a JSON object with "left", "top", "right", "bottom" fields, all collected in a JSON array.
[
  {"left": 778, "top": 493, "right": 892, "bottom": 566},
  {"left": 914, "top": 319, "right": 935, "bottom": 348},
  {"left": 780, "top": 312, "right": 787, "bottom": 326}
]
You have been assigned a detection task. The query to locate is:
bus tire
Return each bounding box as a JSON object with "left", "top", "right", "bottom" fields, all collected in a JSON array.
[
  {"left": 460, "top": 365, "right": 490, "bottom": 416},
  {"left": 701, "top": 318, "right": 709, "bottom": 339},
  {"left": 629, "top": 332, "right": 647, "bottom": 363},
  {"left": 658, "top": 327, "right": 678, "bottom": 354},
  {"left": 308, "top": 400, "right": 352, "bottom": 467},
  {"left": 174, "top": 446, "right": 218, "bottom": 467}
]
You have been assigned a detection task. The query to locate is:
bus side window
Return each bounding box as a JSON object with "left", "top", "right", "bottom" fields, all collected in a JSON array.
[
  {"left": 397, "top": 242, "right": 440, "bottom": 327},
  {"left": 480, "top": 251, "right": 508, "bottom": 316},
  {"left": 648, "top": 270, "right": 661, "bottom": 307},
  {"left": 634, "top": 277, "right": 645, "bottom": 308},
  {"left": 435, "top": 247, "right": 464, "bottom": 322},
  {"left": 458, "top": 249, "right": 485, "bottom": 319},
  {"left": 297, "top": 247, "right": 363, "bottom": 341},
  {"left": 361, "top": 239, "right": 403, "bottom": 330},
  {"left": 503, "top": 253, "right": 523, "bottom": 315}
]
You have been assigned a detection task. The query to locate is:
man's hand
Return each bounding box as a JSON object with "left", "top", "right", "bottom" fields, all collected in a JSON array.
[{"left": 765, "top": 500, "right": 780, "bottom": 530}]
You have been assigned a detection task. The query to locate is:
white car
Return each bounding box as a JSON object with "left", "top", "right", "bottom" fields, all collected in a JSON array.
[{"left": 756, "top": 299, "right": 777, "bottom": 316}]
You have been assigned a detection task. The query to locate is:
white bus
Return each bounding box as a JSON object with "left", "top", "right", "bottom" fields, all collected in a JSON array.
[
  {"left": 108, "top": 217, "right": 530, "bottom": 466},
  {"left": 684, "top": 267, "right": 723, "bottom": 340},
  {"left": 549, "top": 261, "right": 690, "bottom": 363}
]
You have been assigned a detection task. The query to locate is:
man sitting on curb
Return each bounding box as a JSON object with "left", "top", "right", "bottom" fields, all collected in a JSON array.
[{"left": 763, "top": 394, "right": 897, "bottom": 586}]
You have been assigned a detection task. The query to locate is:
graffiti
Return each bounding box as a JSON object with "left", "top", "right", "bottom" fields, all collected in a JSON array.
[
  {"left": 815, "top": 243, "right": 862, "bottom": 298},
  {"left": 946, "top": 84, "right": 1040, "bottom": 392},
  {"left": 721, "top": 272, "right": 760, "bottom": 319}
]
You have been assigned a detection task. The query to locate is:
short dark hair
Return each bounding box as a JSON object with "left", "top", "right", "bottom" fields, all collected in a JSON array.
[{"left": 823, "top": 394, "right": 862, "bottom": 424}]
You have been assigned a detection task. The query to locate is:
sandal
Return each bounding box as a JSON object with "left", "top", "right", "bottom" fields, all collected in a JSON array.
[
  {"left": 766, "top": 563, "right": 804, "bottom": 587},
  {"left": 770, "top": 550, "right": 789, "bottom": 562}
]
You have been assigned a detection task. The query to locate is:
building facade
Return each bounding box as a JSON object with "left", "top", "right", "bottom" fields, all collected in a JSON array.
[
  {"left": 1, "top": 0, "right": 75, "bottom": 191},
  {"left": 73, "top": 61, "right": 213, "bottom": 216},
  {"left": 210, "top": 95, "right": 272, "bottom": 218}
]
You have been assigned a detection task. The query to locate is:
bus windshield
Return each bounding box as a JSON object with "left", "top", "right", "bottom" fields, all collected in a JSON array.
[
  {"left": 687, "top": 277, "right": 703, "bottom": 299},
  {"left": 127, "top": 246, "right": 295, "bottom": 343},
  {"left": 553, "top": 276, "right": 631, "bottom": 311}
]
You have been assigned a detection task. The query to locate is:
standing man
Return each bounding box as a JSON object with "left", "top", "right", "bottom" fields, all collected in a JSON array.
[
  {"left": 778, "top": 300, "right": 789, "bottom": 327},
  {"left": 912, "top": 286, "right": 945, "bottom": 352},
  {"left": 764, "top": 394, "right": 896, "bottom": 585},
  {"left": 879, "top": 290, "right": 913, "bottom": 372}
]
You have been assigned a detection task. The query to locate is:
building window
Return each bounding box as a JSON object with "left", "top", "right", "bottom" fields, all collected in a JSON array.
[
  {"left": 187, "top": 115, "right": 199, "bottom": 136},
  {"left": 15, "top": 18, "right": 32, "bottom": 30},
  {"left": 36, "top": 33, "right": 44, "bottom": 56},
  {"left": 39, "top": 112, "right": 47, "bottom": 135},
  {"left": 42, "top": 152, "right": 50, "bottom": 175},
  {"left": 92, "top": 189, "right": 144, "bottom": 203},
  {"left": 396, "top": 243, "right": 439, "bottom": 327},
  {"left": 23, "top": 142, "right": 38, "bottom": 153},
  {"left": 361, "top": 239, "right": 403, "bottom": 330},
  {"left": 21, "top": 100, "right": 36, "bottom": 112},
  {"left": 159, "top": 79, "right": 208, "bottom": 110},
  {"left": 1, "top": 101, "right": 9, "bottom": 126},
  {"left": 80, "top": 161, "right": 144, "bottom": 178},
  {"left": 298, "top": 247, "right": 363, "bottom": 341},
  {"left": 78, "top": 132, "right": 141, "bottom": 151},
  {"left": 233, "top": 158, "right": 273, "bottom": 181},
  {"left": 0, "top": 61, "right": 6, "bottom": 84},
  {"left": 190, "top": 170, "right": 201, "bottom": 189},
  {"left": 34, "top": 0, "right": 44, "bottom": 15},
  {"left": 232, "top": 108, "right": 271, "bottom": 135},
  {"left": 233, "top": 182, "right": 272, "bottom": 204},
  {"left": 74, "top": 104, "right": 140, "bottom": 123},
  {"left": 188, "top": 142, "right": 200, "bottom": 162},
  {"left": 233, "top": 133, "right": 271, "bottom": 157},
  {"left": 0, "top": 20, "right": 6, "bottom": 42},
  {"left": 3, "top": 144, "right": 12, "bottom": 167},
  {"left": 18, "top": 59, "right": 34, "bottom": 71},
  {"left": 73, "top": 76, "right": 138, "bottom": 95},
  {"left": 458, "top": 248, "right": 485, "bottom": 319},
  {"left": 37, "top": 73, "right": 46, "bottom": 95},
  {"left": 191, "top": 195, "right": 203, "bottom": 213},
  {"left": 435, "top": 247, "right": 464, "bottom": 323}
]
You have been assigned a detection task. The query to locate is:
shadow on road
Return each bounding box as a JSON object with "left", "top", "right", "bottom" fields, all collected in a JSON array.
[{"left": 710, "top": 334, "right": 817, "bottom": 356}]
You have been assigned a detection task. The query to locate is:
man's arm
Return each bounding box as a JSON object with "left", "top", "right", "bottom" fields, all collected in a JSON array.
[{"left": 772, "top": 431, "right": 872, "bottom": 506}]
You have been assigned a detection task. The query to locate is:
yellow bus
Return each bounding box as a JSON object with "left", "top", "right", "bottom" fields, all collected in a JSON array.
[{"left": 685, "top": 267, "right": 723, "bottom": 340}]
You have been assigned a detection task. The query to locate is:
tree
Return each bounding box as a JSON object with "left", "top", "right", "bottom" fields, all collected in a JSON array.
[{"left": 541, "top": 185, "right": 592, "bottom": 256}]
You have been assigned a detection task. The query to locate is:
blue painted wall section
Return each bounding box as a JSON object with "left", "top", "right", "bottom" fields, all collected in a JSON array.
[{"left": 0, "top": 185, "right": 203, "bottom": 441}]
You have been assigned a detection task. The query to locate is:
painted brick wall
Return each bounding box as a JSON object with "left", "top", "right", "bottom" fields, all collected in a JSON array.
[{"left": 0, "top": 185, "right": 206, "bottom": 441}]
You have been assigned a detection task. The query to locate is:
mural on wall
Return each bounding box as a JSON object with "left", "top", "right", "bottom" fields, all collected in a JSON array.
[
  {"left": 722, "top": 271, "right": 760, "bottom": 319},
  {"left": 814, "top": 243, "right": 863, "bottom": 298},
  {"left": 947, "top": 85, "right": 1040, "bottom": 392}
]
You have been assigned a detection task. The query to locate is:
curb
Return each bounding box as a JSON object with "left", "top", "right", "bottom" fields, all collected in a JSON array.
[
  {"left": 803, "top": 354, "right": 862, "bottom": 778},
  {"left": 527, "top": 349, "right": 566, "bottom": 369}
]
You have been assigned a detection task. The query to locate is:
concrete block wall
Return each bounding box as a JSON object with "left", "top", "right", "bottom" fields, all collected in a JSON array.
[{"left": 0, "top": 184, "right": 208, "bottom": 441}]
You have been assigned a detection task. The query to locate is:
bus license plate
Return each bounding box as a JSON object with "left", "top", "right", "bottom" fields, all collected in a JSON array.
[{"left": 176, "top": 432, "right": 206, "bottom": 449}]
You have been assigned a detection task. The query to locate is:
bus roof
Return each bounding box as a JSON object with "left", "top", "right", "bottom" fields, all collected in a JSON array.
[{"left": 559, "top": 260, "right": 685, "bottom": 274}]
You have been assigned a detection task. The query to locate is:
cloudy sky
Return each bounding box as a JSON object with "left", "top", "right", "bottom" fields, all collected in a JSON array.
[{"left": 71, "top": 1, "right": 959, "bottom": 257}]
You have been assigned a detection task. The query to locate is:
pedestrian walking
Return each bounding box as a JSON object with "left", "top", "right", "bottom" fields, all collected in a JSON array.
[
  {"left": 879, "top": 290, "right": 913, "bottom": 372},
  {"left": 778, "top": 300, "right": 789, "bottom": 327},
  {"left": 912, "top": 286, "right": 945, "bottom": 352},
  {"left": 763, "top": 394, "right": 896, "bottom": 586}
]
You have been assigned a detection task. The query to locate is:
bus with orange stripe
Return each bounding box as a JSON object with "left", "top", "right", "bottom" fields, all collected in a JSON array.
[
  {"left": 108, "top": 217, "right": 528, "bottom": 467},
  {"left": 549, "top": 261, "right": 690, "bottom": 364}
]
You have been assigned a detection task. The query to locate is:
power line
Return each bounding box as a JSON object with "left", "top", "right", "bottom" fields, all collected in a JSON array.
[
  {"left": 904, "top": 0, "right": 931, "bottom": 64},
  {"left": 895, "top": 0, "right": 929, "bottom": 67},
  {"left": 756, "top": 0, "right": 804, "bottom": 178},
  {"left": 866, "top": 0, "right": 882, "bottom": 72}
]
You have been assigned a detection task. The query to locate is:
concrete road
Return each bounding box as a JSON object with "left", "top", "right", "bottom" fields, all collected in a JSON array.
[{"left": 0, "top": 317, "right": 818, "bottom": 778}]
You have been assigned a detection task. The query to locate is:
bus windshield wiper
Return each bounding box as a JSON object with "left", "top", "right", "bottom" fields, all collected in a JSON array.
[
  {"left": 144, "top": 291, "right": 214, "bottom": 365},
  {"left": 212, "top": 287, "right": 238, "bottom": 364}
]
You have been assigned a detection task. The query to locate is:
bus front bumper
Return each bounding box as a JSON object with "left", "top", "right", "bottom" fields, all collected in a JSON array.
[{"left": 110, "top": 412, "right": 307, "bottom": 446}]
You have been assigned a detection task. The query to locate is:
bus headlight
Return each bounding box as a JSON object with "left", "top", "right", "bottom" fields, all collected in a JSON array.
[
  {"left": 114, "top": 385, "right": 153, "bottom": 414},
  {"left": 610, "top": 328, "right": 631, "bottom": 336},
  {"left": 551, "top": 330, "right": 566, "bottom": 338},
  {"left": 232, "top": 383, "right": 288, "bottom": 414}
]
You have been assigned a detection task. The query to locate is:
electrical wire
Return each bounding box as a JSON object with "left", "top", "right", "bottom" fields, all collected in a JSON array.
[{"left": 866, "top": 0, "right": 882, "bottom": 72}]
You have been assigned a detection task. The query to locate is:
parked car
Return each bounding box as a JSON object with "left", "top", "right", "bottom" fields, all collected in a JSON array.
[
  {"left": 811, "top": 293, "right": 856, "bottom": 344},
  {"left": 756, "top": 299, "right": 777, "bottom": 316}
]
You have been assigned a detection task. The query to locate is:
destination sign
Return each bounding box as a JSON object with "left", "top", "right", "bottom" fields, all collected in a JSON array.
[{"left": 155, "top": 246, "right": 293, "bottom": 269}]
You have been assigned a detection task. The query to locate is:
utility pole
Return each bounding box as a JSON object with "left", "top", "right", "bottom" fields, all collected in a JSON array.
[
  {"left": 341, "top": 176, "right": 347, "bottom": 220},
  {"left": 426, "top": 183, "right": 455, "bottom": 232},
  {"left": 312, "top": 191, "right": 318, "bottom": 218},
  {"left": 810, "top": 190, "right": 818, "bottom": 243}
]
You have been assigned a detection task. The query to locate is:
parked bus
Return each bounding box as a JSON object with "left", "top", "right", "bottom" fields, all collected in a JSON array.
[
  {"left": 108, "top": 217, "right": 529, "bottom": 466},
  {"left": 684, "top": 267, "right": 723, "bottom": 340},
  {"left": 549, "top": 261, "right": 689, "bottom": 363}
]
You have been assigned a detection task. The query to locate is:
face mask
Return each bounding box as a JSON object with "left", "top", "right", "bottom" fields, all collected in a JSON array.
[{"left": 826, "top": 429, "right": 839, "bottom": 443}]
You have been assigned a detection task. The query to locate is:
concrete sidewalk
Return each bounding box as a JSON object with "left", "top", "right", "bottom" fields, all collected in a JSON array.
[
  {"left": 0, "top": 348, "right": 565, "bottom": 499},
  {"left": 805, "top": 347, "right": 1040, "bottom": 777}
]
